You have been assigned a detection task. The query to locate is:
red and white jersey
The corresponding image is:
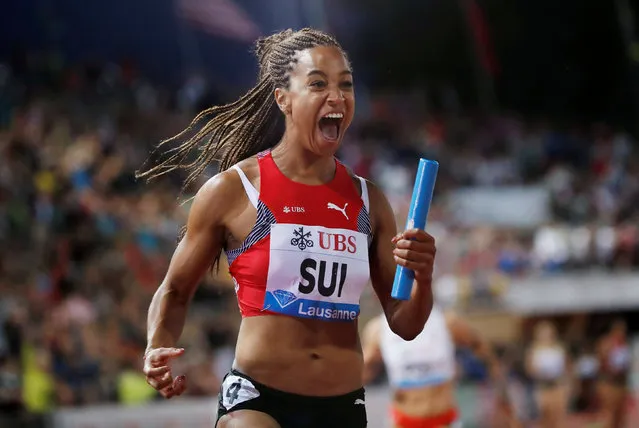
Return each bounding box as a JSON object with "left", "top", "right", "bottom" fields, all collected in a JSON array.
[
  {"left": 607, "top": 341, "right": 631, "bottom": 373},
  {"left": 225, "top": 150, "right": 373, "bottom": 322}
]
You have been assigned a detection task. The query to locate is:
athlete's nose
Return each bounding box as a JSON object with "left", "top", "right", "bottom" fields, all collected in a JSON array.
[{"left": 327, "top": 87, "right": 345, "bottom": 106}]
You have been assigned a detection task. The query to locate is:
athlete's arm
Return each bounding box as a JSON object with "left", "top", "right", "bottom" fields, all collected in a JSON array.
[
  {"left": 146, "top": 172, "right": 238, "bottom": 353},
  {"left": 362, "top": 316, "right": 384, "bottom": 384},
  {"left": 447, "top": 311, "right": 517, "bottom": 411},
  {"left": 445, "top": 312, "right": 501, "bottom": 378},
  {"left": 367, "top": 181, "right": 434, "bottom": 341},
  {"left": 524, "top": 348, "right": 535, "bottom": 378},
  {"left": 596, "top": 337, "right": 610, "bottom": 366}
]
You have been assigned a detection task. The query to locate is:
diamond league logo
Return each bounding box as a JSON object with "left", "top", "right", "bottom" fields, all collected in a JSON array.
[
  {"left": 290, "top": 227, "right": 314, "bottom": 251},
  {"left": 272, "top": 289, "right": 297, "bottom": 308}
]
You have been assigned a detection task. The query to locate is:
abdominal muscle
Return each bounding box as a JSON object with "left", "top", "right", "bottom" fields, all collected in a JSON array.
[
  {"left": 392, "top": 381, "right": 457, "bottom": 419},
  {"left": 233, "top": 315, "right": 364, "bottom": 396}
]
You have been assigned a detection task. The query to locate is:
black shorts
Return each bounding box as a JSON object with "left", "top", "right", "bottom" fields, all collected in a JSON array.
[{"left": 215, "top": 369, "right": 367, "bottom": 428}]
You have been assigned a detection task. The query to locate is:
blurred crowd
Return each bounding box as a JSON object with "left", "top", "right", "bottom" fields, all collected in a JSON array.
[
  {"left": 0, "top": 55, "right": 238, "bottom": 420},
  {"left": 0, "top": 52, "right": 638, "bottom": 420},
  {"left": 341, "top": 98, "right": 639, "bottom": 279}
]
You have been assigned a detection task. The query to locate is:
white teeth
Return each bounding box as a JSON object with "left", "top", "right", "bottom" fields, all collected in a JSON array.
[{"left": 323, "top": 113, "right": 343, "bottom": 119}]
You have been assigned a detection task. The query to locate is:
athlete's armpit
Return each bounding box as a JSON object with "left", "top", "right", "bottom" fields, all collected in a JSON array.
[{"left": 366, "top": 180, "right": 399, "bottom": 313}]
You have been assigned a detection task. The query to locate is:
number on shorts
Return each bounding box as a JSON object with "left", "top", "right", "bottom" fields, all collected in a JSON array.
[{"left": 226, "top": 380, "right": 242, "bottom": 404}]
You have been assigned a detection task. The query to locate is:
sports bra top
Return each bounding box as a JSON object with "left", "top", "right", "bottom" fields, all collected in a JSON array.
[
  {"left": 379, "top": 305, "right": 456, "bottom": 389},
  {"left": 225, "top": 150, "right": 373, "bottom": 322},
  {"left": 531, "top": 346, "right": 566, "bottom": 380}
]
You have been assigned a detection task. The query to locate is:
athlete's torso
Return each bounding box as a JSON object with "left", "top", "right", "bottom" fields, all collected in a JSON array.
[
  {"left": 607, "top": 343, "right": 631, "bottom": 372},
  {"left": 379, "top": 304, "right": 456, "bottom": 390},
  {"left": 379, "top": 305, "right": 458, "bottom": 419},
  {"left": 602, "top": 340, "right": 630, "bottom": 384},
  {"left": 225, "top": 151, "right": 372, "bottom": 322},
  {"left": 531, "top": 346, "right": 566, "bottom": 381},
  {"left": 224, "top": 151, "right": 374, "bottom": 396}
]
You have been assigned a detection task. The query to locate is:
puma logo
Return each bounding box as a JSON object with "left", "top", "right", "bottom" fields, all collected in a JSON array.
[
  {"left": 354, "top": 398, "right": 365, "bottom": 405},
  {"left": 327, "top": 202, "right": 349, "bottom": 220}
]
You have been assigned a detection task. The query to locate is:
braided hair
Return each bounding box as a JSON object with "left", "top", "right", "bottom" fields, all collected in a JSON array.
[{"left": 136, "top": 28, "right": 345, "bottom": 188}]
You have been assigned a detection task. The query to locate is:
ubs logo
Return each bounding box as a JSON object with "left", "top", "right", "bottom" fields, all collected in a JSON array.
[
  {"left": 290, "top": 227, "right": 314, "bottom": 250},
  {"left": 283, "top": 206, "right": 305, "bottom": 213},
  {"left": 318, "top": 232, "right": 357, "bottom": 253}
]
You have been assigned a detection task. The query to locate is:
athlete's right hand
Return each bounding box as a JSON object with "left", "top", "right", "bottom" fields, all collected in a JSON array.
[{"left": 143, "top": 347, "right": 187, "bottom": 399}]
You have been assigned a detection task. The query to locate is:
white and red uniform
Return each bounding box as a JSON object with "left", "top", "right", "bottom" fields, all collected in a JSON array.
[
  {"left": 379, "top": 304, "right": 456, "bottom": 389},
  {"left": 225, "top": 150, "right": 373, "bottom": 322},
  {"left": 378, "top": 304, "right": 460, "bottom": 427}
]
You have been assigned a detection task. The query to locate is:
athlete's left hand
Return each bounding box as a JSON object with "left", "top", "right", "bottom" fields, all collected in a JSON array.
[{"left": 391, "top": 228, "right": 436, "bottom": 283}]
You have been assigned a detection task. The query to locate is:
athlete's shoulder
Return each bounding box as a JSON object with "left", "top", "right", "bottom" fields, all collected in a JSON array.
[
  {"left": 442, "top": 307, "right": 458, "bottom": 323},
  {"left": 233, "top": 156, "right": 260, "bottom": 184},
  {"left": 358, "top": 178, "right": 393, "bottom": 232},
  {"left": 443, "top": 308, "right": 469, "bottom": 330},
  {"left": 337, "top": 160, "right": 365, "bottom": 193},
  {"left": 338, "top": 164, "right": 384, "bottom": 205},
  {"left": 189, "top": 159, "right": 258, "bottom": 223},
  {"left": 196, "top": 168, "right": 242, "bottom": 202},
  {"left": 362, "top": 179, "right": 387, "bottom": 203}
]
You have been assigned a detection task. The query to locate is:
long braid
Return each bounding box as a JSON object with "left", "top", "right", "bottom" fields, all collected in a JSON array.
[{"left": 136, "top": 28, "right": 345, "bottom": 189}]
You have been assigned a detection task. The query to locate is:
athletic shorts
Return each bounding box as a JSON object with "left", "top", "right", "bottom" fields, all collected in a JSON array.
[
  {"left": 391, "top": 406, "right": 461, "bottom": 428},
  {"left": 215, "top": 369, "right": 367, "bottom": 428}
]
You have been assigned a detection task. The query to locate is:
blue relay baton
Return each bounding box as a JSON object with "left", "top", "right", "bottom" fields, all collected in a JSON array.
[{"left": 391, "top": 158, "right": 439, "bottom": 300}]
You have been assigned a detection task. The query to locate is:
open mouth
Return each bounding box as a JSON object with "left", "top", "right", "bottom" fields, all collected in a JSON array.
[{"left": 318, "top": 113, "right": 343, "bottom": 141}]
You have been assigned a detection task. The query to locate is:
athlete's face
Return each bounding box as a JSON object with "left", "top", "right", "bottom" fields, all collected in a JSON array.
[
  {"left": 536, "top": 322, "right": 556, "bottom": 343},
  {"left": 275, "top": 46, "right": 355, "bottom": 156},
  {"left": 612, "top": 321, "right": 627, "bottom": 339}
]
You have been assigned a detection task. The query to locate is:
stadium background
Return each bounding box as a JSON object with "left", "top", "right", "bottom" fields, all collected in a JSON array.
[{"left": 1, "top": 0, "right": 639, "bottom": 426}]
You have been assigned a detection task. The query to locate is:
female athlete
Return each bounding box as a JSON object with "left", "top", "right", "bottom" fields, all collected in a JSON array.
[
  {"left": 525, "top": 321, "right": 569, "bottom": 428},
  {"left": 137, "top": 28, "right": 437, "bottom": 428},
  {"left": 597, "top": 319, "right": 631, "bottom": 428},
  {"left": 362, "top": 305, "right": 515, "bottom": 428}
]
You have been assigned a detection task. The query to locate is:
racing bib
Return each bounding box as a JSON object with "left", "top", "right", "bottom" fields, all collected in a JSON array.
[{"left": 263, "top": 223, "right": 370, "bottom": 322}]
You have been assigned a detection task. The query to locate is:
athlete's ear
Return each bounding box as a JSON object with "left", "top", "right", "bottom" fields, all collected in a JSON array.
[{"left": 274, "top": 88, "right": 291, "bottom": 115}]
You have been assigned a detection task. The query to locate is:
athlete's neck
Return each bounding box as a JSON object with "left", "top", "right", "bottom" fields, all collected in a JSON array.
[{"left": 271, "top": 137, "right": 336, "bottom": 185}]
